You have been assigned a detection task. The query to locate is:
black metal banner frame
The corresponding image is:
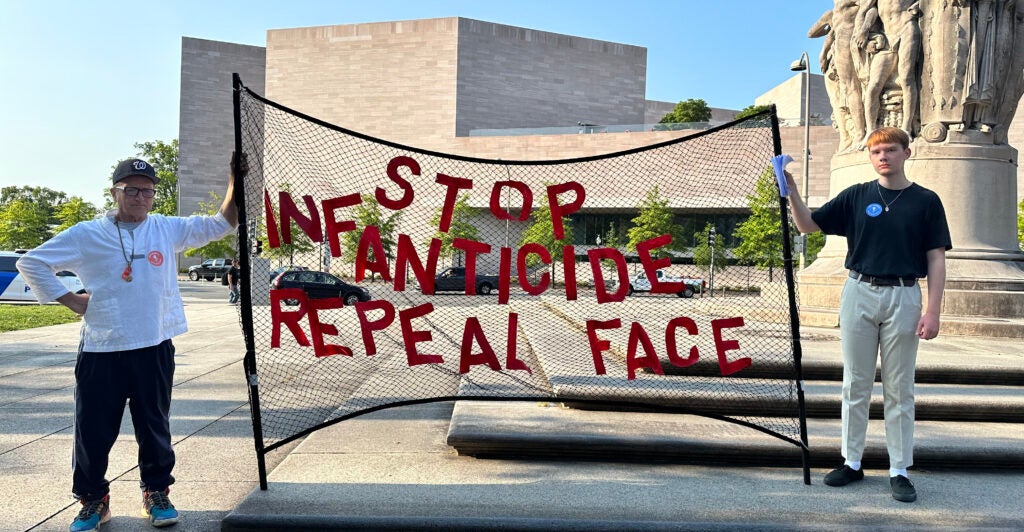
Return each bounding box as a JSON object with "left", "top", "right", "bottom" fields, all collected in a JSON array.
[{"left": 231, "top": 74, "right": 811, "bottom": 489}]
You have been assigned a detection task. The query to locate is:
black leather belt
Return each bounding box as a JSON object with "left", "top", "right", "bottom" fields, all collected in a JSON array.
[{"left": 849, "top": 270, "right": 917, "bottom": 287}]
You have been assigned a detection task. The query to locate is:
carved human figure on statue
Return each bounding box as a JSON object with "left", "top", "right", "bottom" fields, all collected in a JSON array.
[
  {"left": 853, "top": 0, "right": 923, "bottom": 148},
  {"left": 831, "top": 0, "right": 869, "bottom": 153}
]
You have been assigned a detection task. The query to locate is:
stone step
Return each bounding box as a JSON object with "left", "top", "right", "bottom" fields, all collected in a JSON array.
[
  {"left": 800, "top": 306, "right": 1024, "bottom": 338},
  {"left": 447, "top": 401, "right": 1024, "bottom": 469},
  {"left": 565, "top": 380, "right": 1024, "bottom": 422},
  {"left": 661, "top": 357, "right": 1024, "bottom": 386}
]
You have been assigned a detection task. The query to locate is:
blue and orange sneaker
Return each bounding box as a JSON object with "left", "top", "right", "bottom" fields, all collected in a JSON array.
[
  {"left": 142, "top": 489, "right": 179, "bottom": 527},
  {"left": 70, "top": 494, "right": 110, "bottom": 532}
]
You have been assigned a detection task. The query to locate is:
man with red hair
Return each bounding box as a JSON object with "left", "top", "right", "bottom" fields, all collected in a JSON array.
[{"left": 785, "top": 127, "right": 950, "bottom": 502}]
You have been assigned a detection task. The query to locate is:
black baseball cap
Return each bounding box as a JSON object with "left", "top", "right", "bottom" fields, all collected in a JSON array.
[{"left": 112, "top": 158, "right": 159, "bottom": 184}]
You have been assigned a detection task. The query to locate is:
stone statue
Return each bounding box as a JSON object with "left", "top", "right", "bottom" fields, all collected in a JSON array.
[{"left": 815, "top": 0, "right": 1024, "bottom": 147}]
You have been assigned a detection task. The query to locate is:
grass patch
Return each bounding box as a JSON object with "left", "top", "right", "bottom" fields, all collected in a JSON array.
[{"left": 0, "top": 304, "right": 80, "bottom": 333}]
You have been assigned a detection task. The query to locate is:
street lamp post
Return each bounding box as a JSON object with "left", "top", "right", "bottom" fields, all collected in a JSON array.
[
  {"left": 790, "top": 51, "right": 811, "bottom": 270},
  {"left": 708, "top": 225, "right": 716, "bottom": 298}
]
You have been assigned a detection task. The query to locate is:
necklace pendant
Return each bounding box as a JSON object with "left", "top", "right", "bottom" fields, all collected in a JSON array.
[
  {"left": 122, "top": 265, "right": 133, "bottom": 283},
  {"left": 885, "top": 206, "right": 890, "bottom": 212}
]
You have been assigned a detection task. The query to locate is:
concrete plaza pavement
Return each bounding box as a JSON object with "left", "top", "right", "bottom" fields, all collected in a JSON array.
[{"left": 1, "top": 281, "right": 1022, "bottom": 530}]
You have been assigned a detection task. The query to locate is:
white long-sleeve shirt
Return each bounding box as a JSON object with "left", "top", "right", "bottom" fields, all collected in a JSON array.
[{"left": 17, "top": 210, "right": 233, "bottom": 352}]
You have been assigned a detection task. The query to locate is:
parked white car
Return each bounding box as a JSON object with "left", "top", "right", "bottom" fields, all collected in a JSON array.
[
  {"left": 0, "top": 251, "right": 86, "bottom": 302},
  {"left": 627, "top": 269, "right": 704, "bottom": 298}
]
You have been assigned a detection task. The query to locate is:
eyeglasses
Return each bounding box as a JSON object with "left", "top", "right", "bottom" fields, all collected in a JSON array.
[{"left": 115, "top": 186, "right": 157, "bottom": 198}]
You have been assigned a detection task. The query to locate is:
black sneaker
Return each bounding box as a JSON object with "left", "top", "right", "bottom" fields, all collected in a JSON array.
[
  {"left": 890, "top": 475, "right": 917, "bottom": 502},
  {"left": 823, "top": 465, "right": 865, "bottom": 486}
]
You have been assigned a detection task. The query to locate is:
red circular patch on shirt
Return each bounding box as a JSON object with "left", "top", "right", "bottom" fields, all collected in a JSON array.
[{"left": 148, "top": 251, "right": 164, "bottom": 267}]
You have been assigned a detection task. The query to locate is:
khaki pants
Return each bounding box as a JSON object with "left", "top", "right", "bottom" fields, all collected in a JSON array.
[{"left": 838, "top": 277, "right": 922, "bottom": 470}]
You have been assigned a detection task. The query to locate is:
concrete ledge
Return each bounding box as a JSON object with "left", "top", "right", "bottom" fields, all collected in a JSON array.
[
  {"left": 661, "top": 357, "right": 1024, "bottom": 386},
  {"left": 800, "top": 307, "right": 1024, "bottom": 338},
  {"left": 447, "top": 401, "right": 1024, "bottom": 469},
  {"left": 221, "top": 515, "right": 786, "bottom": 531}
]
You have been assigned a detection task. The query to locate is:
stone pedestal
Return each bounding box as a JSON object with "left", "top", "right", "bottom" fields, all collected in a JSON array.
[{"left": 798, "top": 139, "right": 1024, "bottom": 337}]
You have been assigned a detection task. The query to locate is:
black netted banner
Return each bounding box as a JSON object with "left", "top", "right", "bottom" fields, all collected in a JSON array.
[{"left": 231, "top": 76, "right": 808, "bottom": 487}]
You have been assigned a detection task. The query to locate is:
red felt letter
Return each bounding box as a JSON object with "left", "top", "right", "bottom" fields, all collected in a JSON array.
[
  {"left": 355, "top": 225, "right": 392, "bottom": 282},
  {"left": 666, "top": 317, "right": 699, "bottom": 368},
  {"left": 308, "top": 297, "right": 353, "bottom": 357},
  {"left": 452, "top": 238, "right": 491, "bottom": 295},
  {"left": 586, "top": 319, "right": 621, "bottom": 375},
  {"left": 587, "top": 248, "right": 629, "bottom": 303},
  {"left": 459, "top": 317, "right": 502, "bottom": 373},
  {"left": 395, "top": 235, "right": 440, "bottom": 293},
  {"left": 263, "top": 189, "right": 280, "bottom": 249},
  {"left": 279, "top": 191, "right": 323, "bottom": 244},
  {"left": 626, "top": 322, "right": 664, "bottom": 380},
  {"left": 377, "top": 156, "right": 418, "bottom": 210},
  {"left": 562, "top": 245, "right": 578, "bottom": 301},
  {"left": 517, "top": 243, "right": 550, "bottom": 296},
  {"left": 498, "top": 246, "right": 512, "bottom": 304},
  {"left": 435, "top": 173, "right": 473, "bottom": 232},
  {"left": 504, "top": 312, "right": 531, "bottom": 373},
  {"left": 546, "top": 181, "right": 586, "bottom": 240},
  {"left": 489, "top": 180, "right": 532, "bottom": 221},
  {"left": 323, "top": 193, "right": 361, "bottom": 257},
  {"left": 355, "top": 300, "right": 396, "bottom": 356},
  {"left": 712, "top": 316, "right": 751, "bottom": 376},
  {"left": 270, "top": 289, "right": 310, "bottom": 348},
  {"left": 399, "top": 303, "right": 444, "bottom": 366},
  {"left": 638, "top": 234, "right": 683, "bottom": 294}
]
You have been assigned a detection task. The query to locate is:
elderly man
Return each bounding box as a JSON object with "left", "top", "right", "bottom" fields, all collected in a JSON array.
[{"left": 17, "top": 155, "right": 241, "bottom": 530}]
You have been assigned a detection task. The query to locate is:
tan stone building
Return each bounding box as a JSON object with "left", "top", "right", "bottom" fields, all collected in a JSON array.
[{"left": 178, "top": 16, "right": 1023, "bottom": 270}]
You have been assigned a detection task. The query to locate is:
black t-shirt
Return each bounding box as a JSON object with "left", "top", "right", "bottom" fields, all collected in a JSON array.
[
  {"left": 811, "top": 180, "right": 952, "bottom": 278},
  {"left": 228, "top": 266, "right": 240, "bottom": 285}
]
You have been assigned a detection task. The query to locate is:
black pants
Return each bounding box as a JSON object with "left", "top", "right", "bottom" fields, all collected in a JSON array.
[{"left": 72, "top": 340, "right": 176, "bottom": 501}]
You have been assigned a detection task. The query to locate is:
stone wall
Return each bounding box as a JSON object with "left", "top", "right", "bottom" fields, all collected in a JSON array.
[
  {"left": 178, "top": 37, "right": 265, "bottom": 219},
  {"left": 454, "top": 18, "right": 648, "bottom": 136}
]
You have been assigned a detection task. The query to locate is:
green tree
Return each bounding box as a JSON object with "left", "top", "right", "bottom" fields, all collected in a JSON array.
[
  {"left": 806, "top": 232, "right": 825, "bottom": 263},
  {"left": 343, "top": 195, "right": 402, "bottom": 280},
  {"left": 260, "top": 218, "right": 315, "bottom": 268},
  {"left": 734, "top": 104, "right": 771, "bottom": 120},
  {"left": 0, "top": 186, "right": 68, "bottom": 227},
  {"left": 519, "top": 201, "right": 573, "bottom": 283},
  {"left": 184, "top": 191, "right": 237, "bottom": 260},
  {"left": 429, "top": 194, "right": 480, "bottom": 267},
  {"left": 627, "top": 186, "right": 685, "bottom": 258},
  {"left": 602, "top": 221, "right": 625, "bottom": 249},
  {"left": 104, "top": 139, "right": 178, "bottom": 215},
  {"left": 657, "top": 98, "right": 712, "bottom": 129},
  {"left": 53, "top": 197, "right": 98, "bottom": 234},
  {"left": 1018, "top": 197, "right": 1024, "bottom": 250},
  {"left": 0, "top": 198, "right": 51, "bottom": 249},
  {"left": 733, "top": 168, "right": 826, "bottom": 281},
  {"left": 733, "top": 168, "right": 786, "bottom": 281},
  {"left": 693, "top": 222, "right": 729, "bottom": 275},
  {"left": 0, "top": 186, "right": 68, "bottom": 210}
]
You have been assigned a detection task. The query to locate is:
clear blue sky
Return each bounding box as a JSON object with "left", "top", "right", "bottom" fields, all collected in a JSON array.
[{"left": 0, "top": 0, "right": 825, "bottom": 209}]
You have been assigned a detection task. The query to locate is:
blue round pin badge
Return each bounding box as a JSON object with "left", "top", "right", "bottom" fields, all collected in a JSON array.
[{"left": 866, "top": 203, "right": 883, "bottom": 217}]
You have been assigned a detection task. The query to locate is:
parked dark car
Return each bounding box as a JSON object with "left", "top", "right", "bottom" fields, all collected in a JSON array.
[
  {"left": 414, "top": 267, "right": 499, "bottom": 295},
  {"left": 269, "top": 265, "right": 308, "bottom": 283},
  {"left": 188, "top": 258, "right": 231, "bottom": 282},
  {"left": 272, "top": 270, "right": 371, "bottom": 306}
]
